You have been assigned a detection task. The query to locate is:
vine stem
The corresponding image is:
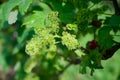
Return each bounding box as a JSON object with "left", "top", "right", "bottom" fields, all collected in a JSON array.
[
  {"left": 111, "top": 0, "right": 120, "bottom": 15},
  {"left": 102, "top": 43, "right": 120, "bottom": 60}
]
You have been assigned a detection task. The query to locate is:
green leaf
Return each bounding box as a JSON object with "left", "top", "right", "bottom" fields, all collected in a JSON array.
[
  {"left": 79, "top": 56, "right": 91, "bottom": 74},
  {"left": 38, "top": 2, "right": 51, "bottom": 13},
  {"left": 2, "top": 0, "right": 22, "bottom": 21},
  {"left": 50, "top": 1, "right": 75, "bottom": 23},
  {"left": 109, "top": 15, "right": 120, "bottom": 27},
  {"left": 79, "top": 66, "right": 87, "bottom": 74},
  {"left": 24, "top": 73, "right": 40, "bottom": 80},
  {"left": 89, "top": 48, "right": 103, "bottom": 69},
  {"left": 98, "top": 27, "right": 113, "bottom": 49},
  {"left": 24, "top": 57, "right": 37, "bottom": 73},
  {"left": 12, "top": 45, "right": 20, "bottom": 54},
  {"left": 23, "top": 2, "right": 52, "bottom": 28},
  {"left": 23, "top": 11, "right": 47, "bottom": 28},
  {"left": 19, "top": 0, "right": 32, "bottom": 15},
  {"left": 17, "top": 28, "right": 31, "bottom": 44}
]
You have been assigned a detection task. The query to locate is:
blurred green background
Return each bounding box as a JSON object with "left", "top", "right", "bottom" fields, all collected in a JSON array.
[
  {"left": 0, "top": 25, "right": 120, "bottom": 80},
  {"left": 60, "top": 49, "right": 120, "bottom": 80}
]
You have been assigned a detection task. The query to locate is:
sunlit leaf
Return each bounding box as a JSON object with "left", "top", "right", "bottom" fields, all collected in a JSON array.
[
  {"left": 24, "top": 73, "right": 40, "bottom": 80},
  {"left": 19, "top": 0, "right": 32, "bottom": 15},
  {"left": 8, "top": 10, "right": 18, "bottom": 24},
  {"left": 2, "top": 0, "right": 21, "bottom": 21},
  {"left": 23, "top": 11, "right": 47, "bottom": 28},
  {"left": 24, "top": 57, "right": 37, "bottom": 73}
]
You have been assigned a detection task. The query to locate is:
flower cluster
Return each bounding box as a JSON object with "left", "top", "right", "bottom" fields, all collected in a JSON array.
[
  {"left": 61, "top": 31, "right": 79, "bottom": 50},
  {"left": 66, "top": 24, "right": 78, "bottom": 31},
  {"left": 26, "top": 26, "right": 56, "bottom": 55},
  {"left": 25, "top": 35, "right": 42, "bottom": 56},
  {"left": 26, "top": 11, "right": 60, "bottom": 56},
  {"left": 47, "top": 11, "right": 59, "bottom": 33},
  {"left": 25, "top": 11, "right": 80, "bottom": 57}
]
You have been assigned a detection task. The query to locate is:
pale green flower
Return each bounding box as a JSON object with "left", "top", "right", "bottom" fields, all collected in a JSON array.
[{"left": 62, "top": 32, "right": 79, "bottom": 50}]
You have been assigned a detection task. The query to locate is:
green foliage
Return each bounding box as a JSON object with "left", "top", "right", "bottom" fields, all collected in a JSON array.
[
  {"left": 19, "top": 0, "right": 32, "bottom": 15},
  {"left": 98, "top": 27, "right": 113, "bottom": 49},
  {"left": 23, "top": 11, "right": 47, "bottom": 28},
  {"left": 23, "top": 73, "right": 40, "bottom": 80},
  {"left": 2, "top": 0, "right": 21, "bottom": 21},
  {"left": 0, "top": 0, "right": 120, "bottom": 80}
]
